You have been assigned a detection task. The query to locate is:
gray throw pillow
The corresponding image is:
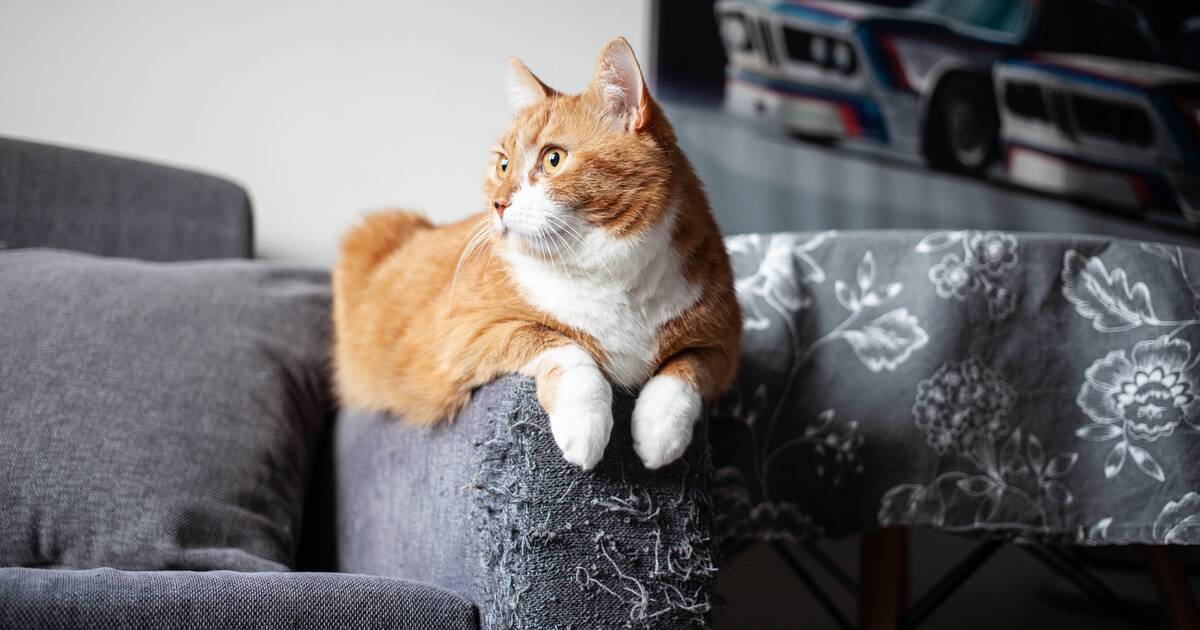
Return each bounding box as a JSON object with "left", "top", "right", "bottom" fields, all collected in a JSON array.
[{"left": 0, "top": 249, "right": 332, "bottom": 571}]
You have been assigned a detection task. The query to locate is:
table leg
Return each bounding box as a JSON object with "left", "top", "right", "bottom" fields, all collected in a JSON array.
[
  {"left": 859, "top": 526, "right": 908, "bottom": 630},
  {"left": 1145, "top": 545, "right": 1199, "bottom": 630}
]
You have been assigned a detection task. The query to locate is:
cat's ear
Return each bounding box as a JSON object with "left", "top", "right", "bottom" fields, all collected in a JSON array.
[
  {"left": 585, "top": 37, "right": 651, "bottom": 132},
  {"left": 506, "top": 58, "right": 554, "bottom": 113}
]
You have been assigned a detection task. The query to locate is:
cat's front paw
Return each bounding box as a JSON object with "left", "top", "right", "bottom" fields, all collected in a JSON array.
[
  {"left": 632, "top": 375, "right": 702, "bottom": 469},
  {"left": 548, "top": 379, "right": 613, "bottom": 471}
]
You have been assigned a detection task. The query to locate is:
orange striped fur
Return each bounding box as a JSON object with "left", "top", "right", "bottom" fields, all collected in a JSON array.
[{"left": 333, "top": 38, "right": 740, "bottom": 469}]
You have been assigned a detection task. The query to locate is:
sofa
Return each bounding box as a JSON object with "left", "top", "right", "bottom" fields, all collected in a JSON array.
[
  {"left": 6, "top": 135, "right": 1199, "bottom": 630},
  {"left": 0, "top": 136, "right": 715, "bottom": 629}
]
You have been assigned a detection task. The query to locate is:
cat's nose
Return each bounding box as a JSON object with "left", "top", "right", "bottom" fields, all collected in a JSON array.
[{"left": 493, "top": 199, "right": 509, "bottom": 218}]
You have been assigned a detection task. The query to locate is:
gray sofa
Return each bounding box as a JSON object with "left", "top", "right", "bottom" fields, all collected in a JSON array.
[
  {"left": 8, "top": 135, "right": 1200, "bottom": 630},
  {"left": 0, "top": 137, "right": 715, "bottom": 629}
]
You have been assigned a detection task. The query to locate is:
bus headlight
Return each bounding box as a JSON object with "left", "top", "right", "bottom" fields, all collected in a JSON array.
[
  {"left": 833, "top": 40, "right": 854, "bottom": 73},
  {"left": 720, "top": 13, "right": 752, "bottom": 52}
]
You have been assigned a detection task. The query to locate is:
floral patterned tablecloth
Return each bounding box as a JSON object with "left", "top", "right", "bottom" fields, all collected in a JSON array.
[{"left": 712, "top": 230, "right": 1200, "bottom": 546}]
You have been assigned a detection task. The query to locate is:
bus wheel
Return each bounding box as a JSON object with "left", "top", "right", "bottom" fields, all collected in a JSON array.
[{"left": 924, "top": 75, "right": 998, "bottom": 176}]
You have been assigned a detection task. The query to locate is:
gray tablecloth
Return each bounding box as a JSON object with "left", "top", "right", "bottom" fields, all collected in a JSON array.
[{"left": 712, "top": 230, "right": 1200, "bottom": 545}]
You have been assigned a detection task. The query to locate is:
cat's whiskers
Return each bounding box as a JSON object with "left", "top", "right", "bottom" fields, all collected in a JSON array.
[
  {"left": 476, "top": 224, "right": 499, "bottom": 278},
  {"left": 541, "top": 220, "right": 578, "bottom": 269},
  {"left": 540, "top": 230, "right": 567, "bottom": 281},
  {"left": 480, "top": 229, "right": 498, "bottom": 277},
  {"left": 448, "top": 218, "right": 493, "bottom": 309},
  {"left": 546, "top": 225, "right": 595, "bottom": 291},
  {"left": 542, "top": 225, "right": 575, "bottom": 280},
  {"left": 545, "top": 214, "right": 586, "bottom": 246},
  {"left": 542, "top": 225, "right": 587, "bottom": 312},
  {"left": 546, "top": 214, "right": 617, "bottom": 281}
]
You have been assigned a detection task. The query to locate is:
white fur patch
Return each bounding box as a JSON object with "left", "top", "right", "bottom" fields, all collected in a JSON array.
[
  {"left": 523, "top": 345, "right": 612, "bottom": 470},
  {"left": 500, "top": 194, "right": 701, "bottom": 389},
  {"left": 632, "top": 374, "right": 702, "bottom": 469},
  {"left": 500, "top": 181, "right": 561, "bottom": 244}
]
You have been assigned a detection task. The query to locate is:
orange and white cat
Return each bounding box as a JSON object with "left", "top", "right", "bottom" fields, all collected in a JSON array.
[{"left": 333, "top": 38, "right": 740, "bottom": 470}]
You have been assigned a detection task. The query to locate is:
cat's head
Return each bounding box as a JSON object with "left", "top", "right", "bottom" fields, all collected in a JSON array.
[{"left": 483, "top": 37, "right": 679, "bottom": 266}]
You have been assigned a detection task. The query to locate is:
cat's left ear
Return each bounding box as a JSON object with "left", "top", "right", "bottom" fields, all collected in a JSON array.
[
  {"left": 585, "top": 37, "right": 652, "bottom": 133},
  {"left": 506, "top": 58, "right": 555, "bottom": 113}
]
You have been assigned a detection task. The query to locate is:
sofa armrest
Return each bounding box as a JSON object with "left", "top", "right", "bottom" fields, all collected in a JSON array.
[
  {"left": 0, "top": 136, "right": 253, "bottom": 260},
  {"left": 335, "top": 375, "right": 716, "bottom": 629}
]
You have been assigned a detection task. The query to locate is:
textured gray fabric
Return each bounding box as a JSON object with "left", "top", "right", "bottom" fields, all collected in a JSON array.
[
  {"left": 0, "top": 568, "right": 478, "bottom": 629},
  {"left": 713, "top": 230, "right": 1200, "bottom": 545},
  {"left": 337, "top": 376, "right": 716, "bottom": 629},
  {"left": 336, "top": 385, "right": 482, "bottom": 596},
  {"left": 0, "top": 249, "right": 331, "bottom": 570},
  {"left": 0, "top": 136, "right": 253, "bottom": 260}
]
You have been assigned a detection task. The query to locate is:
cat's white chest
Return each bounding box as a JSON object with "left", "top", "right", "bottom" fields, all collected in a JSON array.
[{"left": 502, "top": 225, "right": 700, "bottom": 388}]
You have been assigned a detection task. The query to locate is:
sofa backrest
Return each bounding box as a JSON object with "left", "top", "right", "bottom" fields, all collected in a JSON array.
[{"left": 0, "top": 136, "right": 253, "bottom": 260}]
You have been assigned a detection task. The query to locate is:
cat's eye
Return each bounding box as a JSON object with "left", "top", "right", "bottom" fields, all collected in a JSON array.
[
  {"left": 542, "top": 148, "right": 566, "bottom": 174},
  {"left": 496, "top": 155, "right": 509, "bottom": 178}
]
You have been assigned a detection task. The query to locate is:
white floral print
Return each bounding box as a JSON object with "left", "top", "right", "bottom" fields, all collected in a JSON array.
[
  {"left": 711, "top": 464, "right": 822, "bottom": 542},
  {"left": 918, "top": 230, "right": 1019, "bottom": 320},
  {"left": 1061, "top": 249, "right": 1200, "bottom": 334},
  {"left": 719, "top": 235, "right": 932, "bottom": 538},
  {"left": 1063, "top": 248, "right": 1200, "bottom": 483},
  {"left": 1154, "top": 493, "right": 1200, "bottom": 544},
  {"left": 713, "top": 232, "right": 1200, "bottom": 545},
  {"left": 880, "top": 358, "right": 1078, "bottom": 532},
  {"left": 1074, "top": 336, "right": 1198, "bottom": 482},
  {"left": 913, "top": 359, "right": 1015, "bottom": 454},
  {"left": 841, "top": 308, "right": 927, "bottom": 372},
  {"left": 1062, "top": 251, "right": 1158, "bottom": 332},
  {"left": 774, "top": 408, "right": 865, "bottom": 483},
  {"left": 1077, "top": 336, "right": 1198, "bottom": 441},
  {"left": 728, "top": 232, "right": 833, "bottom": 331},
  {"left": 729, "top": 235, "right": 929, "bottom": 376},
  {"left": 826, "top": 251, "right": 929, "bottom": 373},
  {"left": 1076, "top": 517, "right": 1115, "bottom": 545},
  {"left": 967, "top": 232, "right": 1018, "bottom": 277},
  {"left": 930, "top": 253, "right": 980, "bottom": 300}
]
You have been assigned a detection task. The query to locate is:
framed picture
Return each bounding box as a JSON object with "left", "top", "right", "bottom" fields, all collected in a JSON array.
[{"left": 654, "top": 0, "right": 1200, "bottom": 246}]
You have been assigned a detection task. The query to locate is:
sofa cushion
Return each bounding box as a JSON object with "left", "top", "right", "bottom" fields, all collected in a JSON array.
[
  {"left": 0, "top": 568, "right": 478, "bottom": 630},
  {"left": 0, "top": 249, "right": 331, "bottom": 571},
  {"left": 0, "top": 136, "right": 253, "bottom": 260}
]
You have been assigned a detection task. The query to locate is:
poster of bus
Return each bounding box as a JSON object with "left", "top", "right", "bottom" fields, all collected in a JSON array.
[{"left": 654, "top": 0, "right": 1200, "bottom": 243}]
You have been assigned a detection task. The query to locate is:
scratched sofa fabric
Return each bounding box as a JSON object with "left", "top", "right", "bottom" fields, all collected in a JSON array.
[
  {"left": 337, "top": 377, "right": 715, "bottom": 629},
  {"left": 712, "top": 230, "right": 1200, "bottom": 546}
]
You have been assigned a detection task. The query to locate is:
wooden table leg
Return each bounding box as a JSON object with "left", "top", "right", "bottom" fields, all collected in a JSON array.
[
  {"left": 859, "top": 526, "right": 908, "bottom": 630},
  {"left": 1145, "top": 545, "right": 1200, "bottom": 630}
]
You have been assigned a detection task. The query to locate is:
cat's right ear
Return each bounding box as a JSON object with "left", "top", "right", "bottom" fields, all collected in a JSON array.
[{"left": 506, "top": 58, "right": 554, "bottom": 114}]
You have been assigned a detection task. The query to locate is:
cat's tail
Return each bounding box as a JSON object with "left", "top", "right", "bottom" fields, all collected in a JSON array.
[{"left": 334, "top": 210, "right": 431, "bottom": 305}]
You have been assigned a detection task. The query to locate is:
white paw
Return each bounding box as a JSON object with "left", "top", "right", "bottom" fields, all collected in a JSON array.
[
  {"left": 632, "top": 375, "right": 702, "bottom": 469},
  {"left": 548, "top": 374, "right": 613, "bottom": 471}
]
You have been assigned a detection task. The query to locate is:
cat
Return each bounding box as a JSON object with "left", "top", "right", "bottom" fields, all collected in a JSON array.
[{"left": 332, "top": 37, "right": 740, "bottom": 470}]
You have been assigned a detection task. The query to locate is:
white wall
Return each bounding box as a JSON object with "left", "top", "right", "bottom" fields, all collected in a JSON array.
[{"left": 0, "top": 1, "right": 651, "bottom": 264}]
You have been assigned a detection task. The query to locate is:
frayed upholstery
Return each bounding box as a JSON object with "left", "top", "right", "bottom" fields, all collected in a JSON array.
[
  {"left": 335, "top": 375, "right": 716, "bottom": 629},
  {"left": 472, "top": 378, "right": 716, "bottom": 629}
]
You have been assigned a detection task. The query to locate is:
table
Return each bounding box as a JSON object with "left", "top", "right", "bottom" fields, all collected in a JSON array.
[{"left": 714, "top": 230, "right": 1200, "bottom": 627}]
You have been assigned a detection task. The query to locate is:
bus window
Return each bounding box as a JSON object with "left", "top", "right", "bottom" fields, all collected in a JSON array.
[
  {"left": 1004, "top": 81, "right": 1049, "bottom": 122},
  {"left": 1032, "top": 0, "right": 1161, "bottom": 63}
]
